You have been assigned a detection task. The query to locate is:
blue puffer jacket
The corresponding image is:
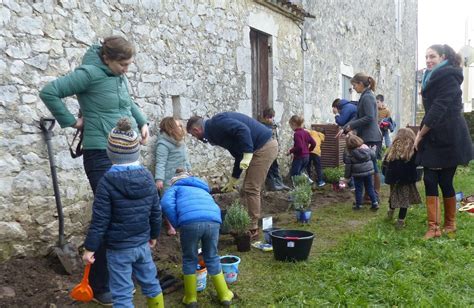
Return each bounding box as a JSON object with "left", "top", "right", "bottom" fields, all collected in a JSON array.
[
  {"left": 204, "top": 112, "right": 272, "bottom": 178},
  {"left": 84, "top": 165, "right": 161, "bottom": 252},
  {"left": 335, "top": 99, "right": 357, "bottom": 126},
  {"left": 160, "top": 177, "right": 221, "bottom": 228}
]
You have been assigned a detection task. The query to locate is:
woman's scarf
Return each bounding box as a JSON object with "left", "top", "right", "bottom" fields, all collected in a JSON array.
[{"left": 422, "top": 59, "right": 448, "bottom": 90}]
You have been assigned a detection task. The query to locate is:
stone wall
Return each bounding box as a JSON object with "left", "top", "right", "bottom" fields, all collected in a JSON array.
[
  {"left": 302, "top": 0, "right": 418, "bottom": 128},
  {"left": 0, "top": 0, "right": 417, "bottom": 260}
]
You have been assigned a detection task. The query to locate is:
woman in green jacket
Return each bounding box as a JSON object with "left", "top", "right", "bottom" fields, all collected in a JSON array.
[{"left": 39, "top": 35, "right": 149, "bottom": 305}]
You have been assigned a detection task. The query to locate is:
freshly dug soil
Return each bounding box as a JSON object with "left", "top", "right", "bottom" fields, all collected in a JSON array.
[{"left": 0, "top": 186, "right": 352, "bottom": 307}]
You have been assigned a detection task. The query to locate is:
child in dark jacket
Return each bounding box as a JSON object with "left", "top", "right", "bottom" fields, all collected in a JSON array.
[
  {"left": 343, "top": 134, "right": 379, "bottom": 210},
  {"left": 382, "top": 128, "right": 421, "bottom": 229},
  {"left": 160, "top": 170, "right": 233, "bottom": 307},
  {"left": 288, "top": 115, "right": 316, "bottom": 178},
  {"left": 260, "top": 107, "right": 289, "bottom": 191},
  {"left": 82, "top": 118, "right": 163, "bottom": 308}
]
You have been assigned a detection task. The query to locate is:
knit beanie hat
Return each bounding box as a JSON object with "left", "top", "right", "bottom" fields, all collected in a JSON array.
[
  {"left": 106, "top": 118, "right": 140, "bottom": 164},
  {"left": 170, "top": 168, "right": 191, "bottom": 185}
]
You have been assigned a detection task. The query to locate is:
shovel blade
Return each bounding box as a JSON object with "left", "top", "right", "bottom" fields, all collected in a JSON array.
[
  {"left": 70, "top": 284, "right": 94, "bottom": 302},
  {"left": 54, "top": 244, "right": 81, "bottom": 275}
]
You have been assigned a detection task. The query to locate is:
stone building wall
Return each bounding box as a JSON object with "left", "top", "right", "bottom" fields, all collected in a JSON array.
[
  {"left": 302, "top": 0, "right": 418, "bottom": 128},
  {"left": 0, "top": 0, "right": 417, "bottom": 260}
]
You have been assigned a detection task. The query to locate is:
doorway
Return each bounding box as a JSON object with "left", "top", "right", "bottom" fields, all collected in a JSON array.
[{"left": 250, "top": 28, "right": 272, "bottom": 119}]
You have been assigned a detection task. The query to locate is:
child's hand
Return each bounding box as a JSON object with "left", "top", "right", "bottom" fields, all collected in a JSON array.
[
  {"left": 155, "top": 180, "right": 163, "bottom": 191},
  {"left": 82, "top": 250, "right": 95, "bottom": 264},
  {"left": 149, "top": 239, "right": 157, "bottom": 248}
]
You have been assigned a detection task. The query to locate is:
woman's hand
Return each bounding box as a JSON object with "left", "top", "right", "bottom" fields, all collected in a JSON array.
[
  {"left": 73, "top": 117, "right": 84, "bottom": 130},
  {"left": 140, "top": 124, "right": 149, "bottom": 145},
  {"left": 414, "top": 132, "right": 423, "bottom": 151},
  {"left": 149, "top": 239, "right": 157, "bottom": 248},
  {"left": 156, "top": 180, "right": 163, "bottom": 191},
  {"left": 335, "top": 128, "right": 347, "bottom": 138}
]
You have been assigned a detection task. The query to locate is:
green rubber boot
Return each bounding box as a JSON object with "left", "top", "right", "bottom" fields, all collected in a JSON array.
[
  {"left": 182, "top": 274, "right": 198, "bottom": 307},
  {"left": 211, "top": 272, "right": 233, "bottom": 306},
  {"left": 147, "top": 292, "right": 164, "bottom": 308}
]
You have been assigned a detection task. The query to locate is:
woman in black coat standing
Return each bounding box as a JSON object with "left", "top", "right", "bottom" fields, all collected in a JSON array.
[{"left": 415, "top": 44, "right": 472, "bottom": 239}]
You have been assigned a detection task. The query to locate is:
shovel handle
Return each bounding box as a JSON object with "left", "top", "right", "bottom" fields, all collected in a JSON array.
[
  {"left": 40, "top": 118, "right": 56, "bottom": 132},
  {"left": 82, "top": 264, "right": 91, "bottom": 283}
]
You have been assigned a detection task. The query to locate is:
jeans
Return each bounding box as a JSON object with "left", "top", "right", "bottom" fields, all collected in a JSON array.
[
  {"left": 290, "top": 156, "right": 309, "bottom": 177},
  {"left": 306, "top": 153, "right": 323, "bottom": 182},
  {"left": 423, "top": 167, "right": 457, "bottom": 197},
  {"left": 83, "top": 150, "right": 112, "bottom": 294},
  {"left": 382, "top": 129, "right": 391, "bottom": 147},
  {"left": 180, "top": 222, "right": 221, "bottom": 275},
  {"left": 354, "top": 175, "right": 378, "bottom": 206},
  {"left": 107, "top": 243, "right": 161, "bottom": 308}
]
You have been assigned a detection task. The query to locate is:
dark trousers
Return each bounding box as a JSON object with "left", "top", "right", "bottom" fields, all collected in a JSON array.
[
  {"left": 290, "top": 157, "right": 309, "bottom": 177},
  {"left": 354, "top": 175, "right": 377, "bottom": 206},
  {"left": 83, "top": 149, "right": 112, "bottom": 294},
  {"left": 266, "top": 159, "right": 283, "bottom": 186},
  {"left": 306, "top": 153, "right": 323, "bottom": 182},
  {"left": 423, "top": 167, "right": 457, "bottom": 197}
]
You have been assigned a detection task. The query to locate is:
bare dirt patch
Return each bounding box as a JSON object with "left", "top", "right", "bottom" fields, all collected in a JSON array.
[{"left": 0, "top": 185, "right": 353, "bottom": 307}]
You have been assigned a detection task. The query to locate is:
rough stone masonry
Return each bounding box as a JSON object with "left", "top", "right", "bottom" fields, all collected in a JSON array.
[{"left": 0, "top": 0, "right": 417, "bottom": 260}]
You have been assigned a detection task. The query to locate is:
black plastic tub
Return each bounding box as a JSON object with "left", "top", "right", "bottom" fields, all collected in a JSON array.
[{"left": 270, "top": 229, "right": 315, "bottom": 262}]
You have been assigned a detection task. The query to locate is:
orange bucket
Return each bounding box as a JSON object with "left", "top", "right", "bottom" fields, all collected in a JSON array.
[{"left": 70, "top": 264, "right": 93, "bottom": 302}]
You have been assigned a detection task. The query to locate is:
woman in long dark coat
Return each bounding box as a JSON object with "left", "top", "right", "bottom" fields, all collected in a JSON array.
[{"left": 415, "top": 44, "right": 472, "bottom": 239}]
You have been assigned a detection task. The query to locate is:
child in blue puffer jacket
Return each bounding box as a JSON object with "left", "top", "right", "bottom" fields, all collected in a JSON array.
[
  {"left": 82, "top": 118, "right": 163, "bottom": 307},
  {"left": 160, "top": 170, "right": 233, "bottom": 307}
]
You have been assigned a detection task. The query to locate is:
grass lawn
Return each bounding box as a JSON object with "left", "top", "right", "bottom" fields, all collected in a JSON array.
[{"left": 87, "top": 163, "right": 474, "bottom": 307}]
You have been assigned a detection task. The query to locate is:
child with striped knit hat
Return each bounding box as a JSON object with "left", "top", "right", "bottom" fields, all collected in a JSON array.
[{"left": 82, "top": 118, "right": 164, "bottom": 307}]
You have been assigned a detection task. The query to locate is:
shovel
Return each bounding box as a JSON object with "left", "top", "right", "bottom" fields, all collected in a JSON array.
[
  {"left": 70, "top": 264, "right": 94, "bottom": 302},
  {"left": 40, "top": 118, "right": 81, "bottom": 274}
]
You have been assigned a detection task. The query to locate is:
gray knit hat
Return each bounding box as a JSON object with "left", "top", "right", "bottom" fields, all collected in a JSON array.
[{"left": 106, "top": 118, "right": 140, "bottom": 164}]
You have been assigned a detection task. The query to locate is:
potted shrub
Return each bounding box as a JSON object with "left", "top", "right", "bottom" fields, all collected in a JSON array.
[
  {"left": 290, "top": 175, "right": 313, "bottom": 223},
  {"left": 222, "top": 200, "right": 251, "bottom": 252},
  {"left": 323, "top": 167, "right": 345, "bottom": 191}
]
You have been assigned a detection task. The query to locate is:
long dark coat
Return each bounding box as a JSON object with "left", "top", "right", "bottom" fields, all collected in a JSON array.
[{"left": 416, "top": 64, "right": 472, "bottom": 168}]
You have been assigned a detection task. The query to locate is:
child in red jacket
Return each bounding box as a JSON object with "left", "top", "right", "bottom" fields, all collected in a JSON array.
[{"left": 287, "top": 115, "right": 315, "bottom": 178}]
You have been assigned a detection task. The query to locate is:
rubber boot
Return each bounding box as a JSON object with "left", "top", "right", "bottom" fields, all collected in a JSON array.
[
  {"left": 424, "top": 196, "right": 441, "bottom": 239},
  {"left": 211, "top": 272, "right": 233, "bottom": 306},
  {"left": 443, "top": 196, "right": 457, "bottom": 237},
  {"left": 182, "top": 274, "right": 198, "bottom": 307},
  {"left": 147, "top": 292, "right": 164, "bottom": 308}
]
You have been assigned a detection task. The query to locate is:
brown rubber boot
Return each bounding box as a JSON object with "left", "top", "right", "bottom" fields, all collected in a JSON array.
[
  {"left": 424, "top": 196, "right": 441, "bottom": 239},
  {"left": 443, "top": 196, "right": 457, "bottom": 236}
]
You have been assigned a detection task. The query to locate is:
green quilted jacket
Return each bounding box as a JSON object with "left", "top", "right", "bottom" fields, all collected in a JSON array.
[{"left": 39, "top": 45, "right": 147, "bottom": 150}]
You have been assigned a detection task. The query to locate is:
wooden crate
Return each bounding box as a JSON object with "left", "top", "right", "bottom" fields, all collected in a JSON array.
[{"left": 311, "top": 124, "right": 346, "bottom": 168}]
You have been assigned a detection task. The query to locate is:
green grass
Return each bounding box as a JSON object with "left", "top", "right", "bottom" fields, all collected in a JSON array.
[{"left": 85, "top": 163, "right": 474, "bottom": 307}]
